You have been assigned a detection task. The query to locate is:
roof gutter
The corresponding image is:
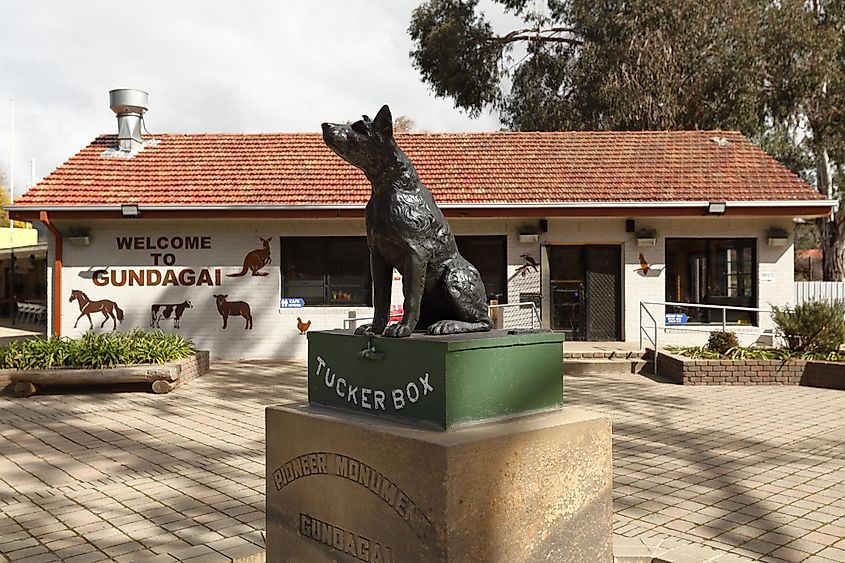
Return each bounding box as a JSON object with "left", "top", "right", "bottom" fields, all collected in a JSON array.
[
  {"left": 6, "top": 200, "right": 836, "bottom": 212},
  {"left": 39, "top": 211, "right": 62, "bottom": 337}
]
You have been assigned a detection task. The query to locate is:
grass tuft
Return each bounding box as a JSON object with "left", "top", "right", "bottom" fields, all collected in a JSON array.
[{"left": 0, "top": 330, "right": 196, "bottom": 370}]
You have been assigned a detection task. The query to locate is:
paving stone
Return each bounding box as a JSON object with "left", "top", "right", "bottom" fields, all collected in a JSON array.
[
  {"left": 129, "top": 555, "right": 179, "bottom": 563},
  {"left": 17, "top": 553, "right": 61, "bottom": 563},
  {"left": 7, "top": 545, "right": 50, "bottom": 560},
  {"left": 63, "top": 552, "right": 109, "bottom": 563},
  {"left": 817, "top": 546, "right": 845, "bottom": 561}
]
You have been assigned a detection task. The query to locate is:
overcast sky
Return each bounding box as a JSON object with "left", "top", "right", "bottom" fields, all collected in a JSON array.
[{"left": 0, "top": 1, "right": 519, "bottom": 199}]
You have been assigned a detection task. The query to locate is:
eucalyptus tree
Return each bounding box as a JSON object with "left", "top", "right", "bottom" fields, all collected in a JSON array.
[{"left": 409, "top": 0, "right": 845, "bottom": 278}]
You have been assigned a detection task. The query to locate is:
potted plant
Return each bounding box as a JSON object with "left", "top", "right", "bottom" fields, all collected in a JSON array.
[
  {"left": 766, "top": 226, "right": 790, "bottom": 247},
  {"left": 518, "top": 226, "right": 541, "bottom": 244},
  {"left": 635, "top": 226, "right": 658, "bottom": 247},
  {"left": 66, "top": 227, "right": 91, "bottom": 246}
]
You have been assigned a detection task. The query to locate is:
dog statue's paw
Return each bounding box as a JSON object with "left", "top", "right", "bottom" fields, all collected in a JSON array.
[
  {"left": 354, "top": 323, "right": 387, "bottom": 335},
  {"left": 383, "top": 323, "right": 413, "bottom": 338},
  {"left": 427, "top": 320, "right": 465, "bottom": 335}
]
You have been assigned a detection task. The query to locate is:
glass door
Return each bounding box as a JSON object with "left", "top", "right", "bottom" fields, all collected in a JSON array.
[
  {"left": 549, "top": 246, "right": 585, "bottom": 340},
  {"left": 548, "top": 245, "right": 622, "bottom": 341}
]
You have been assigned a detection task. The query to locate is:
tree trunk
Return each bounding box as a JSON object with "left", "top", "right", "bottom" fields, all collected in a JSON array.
[
  {"left": 815, "top": 147, "right": 845, "bottom": 280},
  {"left": 818, "top": 216, "right": 845, "bottom": 281}
]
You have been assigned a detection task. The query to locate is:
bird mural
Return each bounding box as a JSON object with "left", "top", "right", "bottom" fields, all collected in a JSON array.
[
  {"left": 635, "top": 253, "right": 665, "bottom": 276},
  {"left": 296, "top": 317, "right": 312, "bottom": 335},
  {"left": 515, "top": 252, "right": 540, "bottom": 277}
]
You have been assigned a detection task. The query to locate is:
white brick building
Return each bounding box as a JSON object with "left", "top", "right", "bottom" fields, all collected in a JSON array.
[{"left": 9, "top": 126, "right": 832, "bottom": 359}]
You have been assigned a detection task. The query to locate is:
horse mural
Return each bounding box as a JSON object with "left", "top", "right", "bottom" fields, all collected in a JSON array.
[{"left": 69, "top": 289, "right": 124, "bottom": 330}]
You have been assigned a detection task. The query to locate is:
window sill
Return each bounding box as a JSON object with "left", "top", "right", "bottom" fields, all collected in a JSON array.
[{"left": 278, "top": 305, "right": 373, "bottom": 314}]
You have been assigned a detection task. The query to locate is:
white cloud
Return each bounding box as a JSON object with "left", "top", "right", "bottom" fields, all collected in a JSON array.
[{"left": 0, "top": 0, "right": 520, "bottom": 198}]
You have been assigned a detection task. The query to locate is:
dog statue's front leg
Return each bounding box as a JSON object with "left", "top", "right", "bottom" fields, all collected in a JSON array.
[
  {"left": 383, "top": 250, "right": 426, "bottom": 338},
  {"left": 355, "top": 250, "right": 391, "bottom": 335}
]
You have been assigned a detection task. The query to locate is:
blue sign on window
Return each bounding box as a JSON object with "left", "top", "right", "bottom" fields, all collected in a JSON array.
[
  {"left": 280, "top": 297, "right": 305, "bottom": 309},
  {"left": 665, "top": 313, "right": 689, "bottom": 325}
]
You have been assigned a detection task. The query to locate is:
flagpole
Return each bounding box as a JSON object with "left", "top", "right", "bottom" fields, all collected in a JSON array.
[{"left": 9, "top": 97, "right": 14, "bottom": 232}]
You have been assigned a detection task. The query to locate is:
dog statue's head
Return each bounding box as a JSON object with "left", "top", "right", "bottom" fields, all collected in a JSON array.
[{"left": 321, "top": 105, "right": 395, "bottom": 173}]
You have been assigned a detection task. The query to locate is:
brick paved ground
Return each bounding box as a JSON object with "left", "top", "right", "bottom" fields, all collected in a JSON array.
[
  {"left": 567, "top": 372, "right": 845, "bottom": 563},
  {"left": 0, "top": 360, "right": 305, "bottom": 562},
  {"left": 1, "top": 361, "right": 844, "bottom": 562}
]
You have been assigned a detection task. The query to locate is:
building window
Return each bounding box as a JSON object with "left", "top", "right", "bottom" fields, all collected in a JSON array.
[
  {"left": 456, "top": 236, "right": 507, "bottom": 304},
  {"left": 665, "top": 238, "right": 757, "bottom": 324},
  {"left": 281, "top": 237, "right": 372, "bottom": 306}
]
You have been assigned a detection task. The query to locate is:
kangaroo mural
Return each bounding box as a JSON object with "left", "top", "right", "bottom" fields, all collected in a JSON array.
[
  {"left": 150, "top": 300, "right": 193, "bottom": 329},
  {"left": 228, "top": 237, "right": 271, "bottom": 277},
  {"left": 69, "top": 289, "right": 124, "bottom": 330},
  {"left": 213, "top": 294, "right": 253, "bottom": 329}
]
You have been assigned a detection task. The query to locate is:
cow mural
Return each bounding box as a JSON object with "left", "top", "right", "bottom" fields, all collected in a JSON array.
[{"left": 150, "top": 300, "right": 193, "bottom": 329}]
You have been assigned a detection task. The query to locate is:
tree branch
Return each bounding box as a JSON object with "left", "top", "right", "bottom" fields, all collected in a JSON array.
[{"left": 492, "top": 26, "right": 583, "bottom": 46}]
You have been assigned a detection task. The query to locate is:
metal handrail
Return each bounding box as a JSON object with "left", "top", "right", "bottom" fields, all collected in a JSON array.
[
  {"left": 643, "top": 300, "right": 772, "bottom": 333},
  {"left": 652, "top": 300, "right": 772, "bottom": 313},
  {"left": 640, "top": 300, "right": 776, "bottom": 377},
  {"left": 639, "top": 303, "right": 659, "bottom": 375},
  {"left": 342, "top": 301, "right": 542, "bottom": 330}
]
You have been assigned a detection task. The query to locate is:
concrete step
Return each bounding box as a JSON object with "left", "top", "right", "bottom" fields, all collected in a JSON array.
[{"left": 564, "top": 358, "right": 653, "bottom": 376}]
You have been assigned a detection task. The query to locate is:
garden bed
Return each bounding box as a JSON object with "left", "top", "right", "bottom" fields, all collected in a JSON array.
[
  {"left": 4, "top": 351, "right": 210, "bottom": 397},
  {"left": 0, "top": 330, "right": 208, "bottom": 397},
  {"left": 651, "top": 349, "right": 844, "bottom": 389}
]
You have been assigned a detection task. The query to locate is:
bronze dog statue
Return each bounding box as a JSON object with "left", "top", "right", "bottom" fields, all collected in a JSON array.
[{"left": 322, "top": 105, "right": 492, "bottom": 337}]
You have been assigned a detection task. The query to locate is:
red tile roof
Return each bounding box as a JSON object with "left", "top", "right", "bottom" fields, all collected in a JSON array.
[{"left": 14, "top": 131, "right": 823, "bottom": 208}]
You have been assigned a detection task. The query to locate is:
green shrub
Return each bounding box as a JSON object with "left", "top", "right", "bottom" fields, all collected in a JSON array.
[
  {"left": 666, "top": 345, "right": 723, "bottom": 359},
  {"left": 765, "top": 226, "right": 791, "bottom": 239},
  {"left": 634, "top": 226, "right": 659, "bottom": 238},
  {"left": 0, "top": 330, "right": 195, "bottom": 370},
  {"left": 666, "top": 345, "right": 845, "bottom": 362},
  {"left": 771, "top": 300, "right": 845, "bottom": 353},
  {"left": 706, "top": 331, "right": 739, "bottom": 355}
]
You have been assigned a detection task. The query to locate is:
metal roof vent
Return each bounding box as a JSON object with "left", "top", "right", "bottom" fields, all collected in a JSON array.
[
  {"left": 109, "top": 89, "right": 148, "bottom": 152},
  {"left": 709, "top": 136, "right": 730, "bottom": 147}
]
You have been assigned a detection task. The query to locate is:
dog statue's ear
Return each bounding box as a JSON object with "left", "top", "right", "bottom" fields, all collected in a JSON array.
[{"left": 373, "top": 105, "right": 393, "bottom": 138}]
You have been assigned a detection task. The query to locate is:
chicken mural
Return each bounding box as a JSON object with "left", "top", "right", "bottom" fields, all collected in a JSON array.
[{"left": 297, "top": 317, "right": 311, "bottom": 335}]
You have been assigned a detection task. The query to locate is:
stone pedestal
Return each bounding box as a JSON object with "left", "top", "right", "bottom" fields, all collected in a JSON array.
[{"left": 266, "top": 403, "right": 612, "bottom": 562}]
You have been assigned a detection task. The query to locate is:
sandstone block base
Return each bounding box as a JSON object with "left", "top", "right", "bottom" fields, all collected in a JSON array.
[{"left": 266, "top": 403, "right": 612, "bottom": 562}]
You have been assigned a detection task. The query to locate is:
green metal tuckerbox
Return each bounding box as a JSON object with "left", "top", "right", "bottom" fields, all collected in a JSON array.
[{"left": 307, "top": 329, "right": 564, "bottom": 430}]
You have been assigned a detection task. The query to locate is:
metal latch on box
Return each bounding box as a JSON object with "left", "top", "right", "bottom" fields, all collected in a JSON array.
[{"left": 359, "top": 338, "right": 384, "bottom": 361}]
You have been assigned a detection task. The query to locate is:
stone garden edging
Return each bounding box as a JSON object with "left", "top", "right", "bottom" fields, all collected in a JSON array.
[
  {"left": 3, "top": 350, "right": 210, "bottom": 397},
  {"left": 650, "top": 349, "right": 844, "bottom": 389}
]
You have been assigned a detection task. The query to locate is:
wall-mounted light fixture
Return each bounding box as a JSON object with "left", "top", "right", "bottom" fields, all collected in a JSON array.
[
  {"left": 121, "top": 204, "right": 141, "bottom": 218},
  {"left": 707, "top": 201, "right": 727, "bottom": 215}
]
